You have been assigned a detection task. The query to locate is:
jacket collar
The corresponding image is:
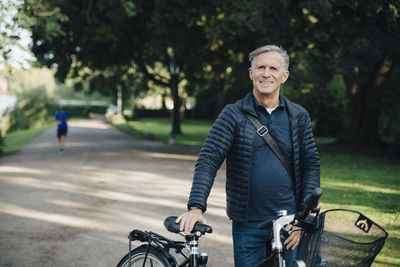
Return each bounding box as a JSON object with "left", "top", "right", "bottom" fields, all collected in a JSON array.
[
  {"left": 237, "top": 91, "right": 301, "bottom": 119},
  {"left": 237, "top": 91, "right": 257, "bottom": 117}
]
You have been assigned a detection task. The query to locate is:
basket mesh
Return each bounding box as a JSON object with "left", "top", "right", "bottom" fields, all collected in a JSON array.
[{"left": 297, "top": 209, "right": 388, "bottom": 267}]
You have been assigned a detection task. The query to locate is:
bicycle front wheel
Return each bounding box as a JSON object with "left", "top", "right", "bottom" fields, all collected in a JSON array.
[{"left": 117, "top": 245, "right": 176, "bottom": 267}]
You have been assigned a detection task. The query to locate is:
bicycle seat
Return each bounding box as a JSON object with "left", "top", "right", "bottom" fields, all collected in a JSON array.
[{"left": 164, "top": 216, "right": 213, "bottom": 235}]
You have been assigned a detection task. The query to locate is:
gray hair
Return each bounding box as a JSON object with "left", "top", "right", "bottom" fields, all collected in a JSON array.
[{"left": 249, "top": 45, "right": 289, "bottom": 72}]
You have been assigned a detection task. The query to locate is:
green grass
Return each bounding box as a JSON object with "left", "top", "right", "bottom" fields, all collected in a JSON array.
[
  {"left": 113, "top": 117, "right": 213, "bottom": 146},
  {"left": 113, "top": 117, "right": 400, "bottom": 266},
  {"left": 1, "top": 125, "right": 51, "bottom": 155},
  {"left": 318, "top": 151, "right": 400, "bottom": 266}
]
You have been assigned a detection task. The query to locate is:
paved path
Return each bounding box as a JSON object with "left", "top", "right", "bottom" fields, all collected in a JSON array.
[{"left": 0, "top": 116, "right": 233, "bottom": 267}]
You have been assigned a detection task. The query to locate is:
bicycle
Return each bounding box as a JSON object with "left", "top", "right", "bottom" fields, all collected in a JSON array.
[
  {"left": 257, "top": 187, "right": 388, "bottom": 267},
  {"left": 257, "top": 187, "right": 323, "bottom": 267},
  {"left": 116, "top": 216, "right": 212, "bottom": 267},
  {"left": 117, "top": 187, "right": 388, "bottom": 267}
]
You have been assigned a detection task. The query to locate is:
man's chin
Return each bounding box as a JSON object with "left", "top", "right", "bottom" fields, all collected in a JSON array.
[{"left": 257, "top": 88, "right": 275, "bottom": 95}]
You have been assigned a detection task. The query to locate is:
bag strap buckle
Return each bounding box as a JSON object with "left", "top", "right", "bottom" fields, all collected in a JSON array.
[{"left": 257, "top": 126, "right": 269, "bottom": 136}]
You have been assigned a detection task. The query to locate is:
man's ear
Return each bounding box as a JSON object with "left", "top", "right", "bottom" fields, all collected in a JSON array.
[
  {"left": 249, "top": 67, "right": 253, "bottom": 80},
  {"left": 281, "top": 71, "right": 290, "bottom": 83}
]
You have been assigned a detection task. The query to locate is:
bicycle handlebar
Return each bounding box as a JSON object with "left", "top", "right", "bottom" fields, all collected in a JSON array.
[
  {"left": 258, "top": 218, "right": 274, "bottom": 230},
  {"left": 297, "top": 187, "right": 323, "bottom": 222},
  {"left": 164, "top": 216, "right": 213, "bottom": 235},
  {"left": 258, "top": 187, "right": 323, "bottom": 230},
  {"left": 305, "top": 187, "right": 322, "bottom": 210}
]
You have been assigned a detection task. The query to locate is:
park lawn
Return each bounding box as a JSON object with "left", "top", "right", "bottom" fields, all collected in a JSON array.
[
  {"left": 113, "top": 117, "right": 213, "bottom": 146},
  {"left": 113, "top": 117, "right": 400, "bottom": 266},
  {"left": 1, "top": 125, "right": 52, "bottom": 155},
  {"left": 318, "top": 150, "right": 400, "bottom": 267}
]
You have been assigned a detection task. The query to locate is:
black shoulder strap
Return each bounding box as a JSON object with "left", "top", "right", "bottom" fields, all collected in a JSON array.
[{"left": 236, "top": 104, "right": 295, "bottom": 189}]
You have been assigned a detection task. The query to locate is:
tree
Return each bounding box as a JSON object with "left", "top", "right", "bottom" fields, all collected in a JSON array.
[
  {"left": 0, "top": 0, "right": 34, "bottom": 70},
  {"left": 127, "top": 0, "right": 211, "bottom": 142},
  {"left": 208, "top": 0, "right": 400, "bottom": 145},
  {"left": 22, "top": 0, "right": 400, "bottom": 146},
  {"left": 23, "top": 0, "right": 217, "bottom": 143},
  {"left": 292, "top": 0, "right": 400, "bottom": 145}
]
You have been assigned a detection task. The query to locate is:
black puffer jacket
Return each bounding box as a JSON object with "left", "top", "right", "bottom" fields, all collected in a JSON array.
[{"left": 188, "top": 92, "right": 320, "bottom": 223}]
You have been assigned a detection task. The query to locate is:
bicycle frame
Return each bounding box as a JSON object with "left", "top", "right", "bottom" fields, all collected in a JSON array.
[
  {"left": 258, "top": 188, "right": 323, "bottom": 267},
  {"left": 257, "top": 212, "right": 296, "bottom": 267},
  {"left": 126, "top": 220, "right": 210, "bottom": 267},
  {"left": 128, "top": 230, "right": 182, "bottom": 266},
  {"left": 272, "top": 212, "right": 296, "bottom": 267},
  {"left": 178, "top": 234, "right": 208, "bottom": 267}
]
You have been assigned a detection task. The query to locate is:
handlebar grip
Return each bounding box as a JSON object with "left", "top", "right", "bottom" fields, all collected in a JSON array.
[
  {"left": 304, "top": 187, "right": 323, "bottom": 210},
  {"left": 164, "top": 216, "right": 213, "bottom": 235},
  {"left": 164, "top": 216, "right": 181, "bottom": 233},
  {"left": 258, "top": 219, "right": 273, "bottom": 230}
]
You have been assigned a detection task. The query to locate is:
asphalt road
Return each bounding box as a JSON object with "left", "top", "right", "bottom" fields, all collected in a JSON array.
[{"left": 0, "top": 116, "right": 233, "bottom": 267}]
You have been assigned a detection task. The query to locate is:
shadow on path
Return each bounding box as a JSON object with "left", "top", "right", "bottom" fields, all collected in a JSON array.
[{"left": 0, "top": 115, "right": 232, "bottom": 267}]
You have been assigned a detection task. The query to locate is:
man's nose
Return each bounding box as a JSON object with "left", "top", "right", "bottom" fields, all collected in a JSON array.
[{"left": 262, "top": 68, "right": 271, "bottom": 76}]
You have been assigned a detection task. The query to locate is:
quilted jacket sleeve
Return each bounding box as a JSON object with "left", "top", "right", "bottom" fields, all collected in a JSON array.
[
  {"left": 187, "top": 104, "right": 238, "bottom": 212},
  {"left": 298, "top": 111, "right": 320, "bottom": 209}
]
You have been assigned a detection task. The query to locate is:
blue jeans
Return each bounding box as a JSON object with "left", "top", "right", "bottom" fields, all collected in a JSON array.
[{"left": 232, "top": 222, "right": 297, "bottom": 267}]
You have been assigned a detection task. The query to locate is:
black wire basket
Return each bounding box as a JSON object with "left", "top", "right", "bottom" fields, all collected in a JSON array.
[{"left": 297, "top": 209, "right": 388, "bottom": 267}]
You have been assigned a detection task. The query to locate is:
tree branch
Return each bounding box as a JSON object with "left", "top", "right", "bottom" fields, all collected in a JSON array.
[{"left": 136, "top": 57, "right": 170, "bottom": 88}]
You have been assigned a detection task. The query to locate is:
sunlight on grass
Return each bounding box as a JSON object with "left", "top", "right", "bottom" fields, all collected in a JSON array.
[
  {"left": 321, "top": 204, "right": 400, "bottom": 266},
  {"left": 113, "top": 117, "right": 212, "bottom": 146},
  {"left": 322, "top": 179, "right": 400, "bottom": 194},
  {"left": 2, "top": 125, "right": 51, "bottom": 155},
  {"left": 319, "top": 151, "right": 400, "bottom": 267}
]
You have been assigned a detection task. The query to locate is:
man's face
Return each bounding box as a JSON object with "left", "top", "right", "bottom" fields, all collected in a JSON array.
[{"left": 249, "top": 51, "right": 289, "bottom": 99}]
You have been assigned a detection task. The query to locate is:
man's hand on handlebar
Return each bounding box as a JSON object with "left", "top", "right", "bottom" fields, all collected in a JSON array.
[
  {"left": 284, "top": 224, "right": 302, "bottom": 251},
  {"left": 176, "top": 208, "right": 207, "bottom": 235}
]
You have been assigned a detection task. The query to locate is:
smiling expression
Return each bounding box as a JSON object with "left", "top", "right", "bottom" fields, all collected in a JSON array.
[{"left": 249, "top": 51, "right": 289, "bottom": 101}]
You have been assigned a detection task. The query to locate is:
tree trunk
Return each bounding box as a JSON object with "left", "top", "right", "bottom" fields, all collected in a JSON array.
[
  {"left": 340, "top": 55, "right": 392, "bottom": 145},
  {"left": 116, "top": 84, "right": 123, "bottom": 121},
  {"left": 180, "top": 89, "right": 187, "bottom": 122},
  {"left": 169, "top": 73, "right": 182, "bottom": 144},
  {"left": 161, "top": 90, "right": 167, "bottom": 110}
]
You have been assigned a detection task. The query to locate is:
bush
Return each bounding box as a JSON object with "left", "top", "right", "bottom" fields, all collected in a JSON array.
[
  {"left": 0, "top": 134, "right": 3, "bottom": 155},
  {"left": 48, "top": 104, "right": 107, "bottom": 117},
  {"left": 132, "top": 108, "right": 170, "bottom": 118},
  {"left": 131, "top": 107, "right": 193, "bottom": 120},
  {"left": 285, "top": 75, "right": 348, "bottom": 137},
  {"left": 379, "top": 68, "right": 400, "bottom": 147},
  {"left": 7, "top": 87, "right": 51, "bottom": 133}
]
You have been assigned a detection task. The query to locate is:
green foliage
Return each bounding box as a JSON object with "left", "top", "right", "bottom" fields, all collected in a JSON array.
[
  {"left": 132, "top": 108, "right": 170, "bottom": 119},
  {"left": 285, "top": 75, "right": 348, "bottom": 137},
  {"left": 295, "top": 0, "right": 400, "bottom": 144},
  {"left": 7, "top": 87, "right": 50, "bottom": 132},
  {"left": 0, "top": 0, "right": 33, "bottom": 69},
  {"left": 0, "top": 134, "right": 3, "bottom": 155},
  {"left": 379, "top": 67, "right": 400, "bottom": 146},
  {"left": 48, "top": 104, "right": 107, "bottom": 117},
  {"left": 2, "top": 67, "right": 57, "bottom": 95},
  {"left": 21, "top": 0, "right": 400, "bottom": 145},
  {"left": 1, "top": 125, "right": 50, "bottom": 155},
  {"left": 193, "top": 86, "right": 220, "bottom": 120}
]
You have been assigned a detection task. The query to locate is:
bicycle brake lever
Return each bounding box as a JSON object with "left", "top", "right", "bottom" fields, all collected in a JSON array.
[{"left": 281, "top": 228, "right": 291, "bottom": 238}]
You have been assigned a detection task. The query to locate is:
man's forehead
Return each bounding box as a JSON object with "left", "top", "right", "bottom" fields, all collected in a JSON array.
[{"left": 255, "top": 53, "right": 283, "bottom": 67}]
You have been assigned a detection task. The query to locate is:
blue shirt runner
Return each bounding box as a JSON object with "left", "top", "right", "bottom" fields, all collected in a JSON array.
[{"left": 54, "top": 111, "right": 70, "bottom": 130}]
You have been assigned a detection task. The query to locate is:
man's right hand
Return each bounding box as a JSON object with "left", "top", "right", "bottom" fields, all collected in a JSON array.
[{"left": 175, "top": 208, "right": 206, "bottom": 234}]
